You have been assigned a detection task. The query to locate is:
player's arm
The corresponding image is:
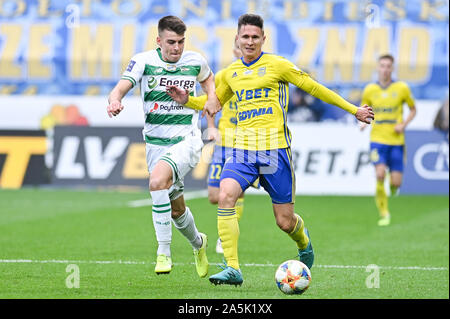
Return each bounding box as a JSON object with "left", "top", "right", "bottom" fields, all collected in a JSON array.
[
  {"left": 107, "top": 79, "right": 132, "bottom": 118},
  {"left": 281, "top": 60, "right": 374, "bottom": 123},
  {"left": 108, "top": 56, "right": 143, "bottom": 118},
  {"left": 199, "top": 72, "right": 222, "bottom": 117},
  {"left": 359, "top": 85, "right": 372, "bottom": 130},
  {"left": 166, "top": 75, "right": 234, "bottom": 111},
  {"left": 205, "top": 113, "right": 220, "bottom": 141},
  {"left": 395, "top": 84, "right": 417, "bottom": 133},
  {"left": 298, "top": 76, "right": 374, "bottom": 124},
  {"left": 396, "top": 105, "right": 416, "bottom": 133}
]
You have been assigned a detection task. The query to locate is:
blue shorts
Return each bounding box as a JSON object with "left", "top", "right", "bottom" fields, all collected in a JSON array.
[
  {"left": 220, "top": 148, "right": 295, "bottom": 204},
  {"left": 208, "top": 145, "right": 234, "bottom": 187},
  {"left": 370, "top": 142, "right": 405, "bottom": 172}
]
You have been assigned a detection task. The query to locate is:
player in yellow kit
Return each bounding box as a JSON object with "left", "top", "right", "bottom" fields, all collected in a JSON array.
[
  {"left": 206, "top": 42, "right": 250, "bottom": 254},
  {"left": 167, "top": 14, "right": 374, "bottom": 285},
  {"left": 361, "top": 54, "right": 416, "bottom": 226}
]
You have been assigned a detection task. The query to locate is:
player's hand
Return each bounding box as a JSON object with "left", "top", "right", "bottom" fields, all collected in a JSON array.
[
  {"left": 355, "top": 104, "right": 374, "bottom": 124},
  {"left": 166, "top": 85, "right": 189, "bottom": 104},
  {"left": 107, "top": 100, "right": 124, "bottom": 118},
  {"left": 202, "top": 96, "right": 221, "bottom": 118},
  {"left": 394, "top": 123, "right": 405, "bottom": 134}
]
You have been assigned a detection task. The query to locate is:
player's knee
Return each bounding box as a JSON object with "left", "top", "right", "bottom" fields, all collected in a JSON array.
[
  {"left": 276, "top": 220, "right": 292, "bottom": 233},
  {"left": 275, "top": 216, "right": 292, "bottom": 233},
  {"left": 149, "top": 175, "right": 171, "bottom": 191},
  {"left": 218, "top": 189, "right": 236, "bottom": 207}
]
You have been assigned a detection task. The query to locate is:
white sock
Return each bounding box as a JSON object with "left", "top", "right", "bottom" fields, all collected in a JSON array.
[
  {"left": 172, "top": 207, "right": 203, "bottom": 250},
  {"left": 150, "top": 190, "right": 172, "bottom": 257}
]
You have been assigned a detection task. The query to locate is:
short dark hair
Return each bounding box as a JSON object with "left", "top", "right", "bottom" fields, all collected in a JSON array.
[
  {"left": 158, "top": 15, "right": 186, "bottom": 35},
  {"left": 378, "top": 54, "right": 394, "bottom": 63},
  {"left": 237, "top": 13, "right": 264, "bottom": 32}
]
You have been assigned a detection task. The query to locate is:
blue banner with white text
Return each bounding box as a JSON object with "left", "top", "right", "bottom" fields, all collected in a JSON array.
[{"left": 0, "top": 0, "right": 448, "bottom": 102}]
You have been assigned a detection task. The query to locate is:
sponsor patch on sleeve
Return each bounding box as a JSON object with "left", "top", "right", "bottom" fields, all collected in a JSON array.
[{"left": 126, "top": 60, "right": 136, "bottom": 72}]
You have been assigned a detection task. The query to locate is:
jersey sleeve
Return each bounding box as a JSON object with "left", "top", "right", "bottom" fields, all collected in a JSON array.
[
  {"left": 402, "top": 82, "right": 415, "bottom": 108},
  {"left": 278, "top": 58, "right": 358, "bottom": 115},
  {"left": 196, "top": 53, "right": 212, "bottom": 83},
  {"left": 214, "top": 69, "right": 224, "bottom": 87},
  {"left": 121, "top": 54, "right": 145, "bottom": 88}
]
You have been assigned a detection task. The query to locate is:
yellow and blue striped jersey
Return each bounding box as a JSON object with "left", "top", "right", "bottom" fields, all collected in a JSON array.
[
  {"left": 188, "top": 52, "right": 358, "bottom": 150},
  {"left": 361, "top": 81, "right": 415, "bottom": 145},
  {"left": 214, "top": 69, "right": 238, "bottom": 148}
]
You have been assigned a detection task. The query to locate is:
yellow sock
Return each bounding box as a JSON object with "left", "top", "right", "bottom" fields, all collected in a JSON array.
[
  {"left": 217, "top": 207, "right": 240, "bottom": 270},
  {"left": 288, "top": 214, "right": 309, "bottom": 250},
  {"left": 235, "top": 198, "right": 244, "bottom": 222},
  {"left": 375, "top": 180, "right": 389, "bottom": 217}
]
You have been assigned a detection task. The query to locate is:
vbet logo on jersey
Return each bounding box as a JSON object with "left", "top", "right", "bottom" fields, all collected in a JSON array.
[{"left": 235, "top": 88, "right": 271, "bottom": 102}]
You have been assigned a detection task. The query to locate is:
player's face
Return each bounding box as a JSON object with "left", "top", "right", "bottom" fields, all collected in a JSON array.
[
  {"left": 236, "top": 24, "right": 265, "bottom": 61},
  {"left": 377, "top": 58, "right": 393, "bottom": 82},
  {"left": 157, "top": 30, "right": 185, "bottom": 63}
]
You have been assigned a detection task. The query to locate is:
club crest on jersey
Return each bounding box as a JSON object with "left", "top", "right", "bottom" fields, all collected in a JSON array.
[
  {"left": 166, "top": 64, "right": 177, "bottom": 72},
  {"left": 257, "top": 67, "right": 266, "bottom": 77},
  {"left": 126, "top": 60, "right": 136, "bottom": 72}
]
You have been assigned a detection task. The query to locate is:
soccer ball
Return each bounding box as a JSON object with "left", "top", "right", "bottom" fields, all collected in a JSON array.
[{"left": 275, "top": 260, "right": 311, "bottom": 295}]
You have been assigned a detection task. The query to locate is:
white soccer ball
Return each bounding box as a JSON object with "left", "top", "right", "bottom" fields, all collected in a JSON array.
[{"left": 275, "top": 260, "right": 311, "bottom": 295}]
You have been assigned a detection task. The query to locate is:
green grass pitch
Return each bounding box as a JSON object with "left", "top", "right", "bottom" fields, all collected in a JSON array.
[{"left": 0, "top": 188, "right": 448, "bottom": 299}]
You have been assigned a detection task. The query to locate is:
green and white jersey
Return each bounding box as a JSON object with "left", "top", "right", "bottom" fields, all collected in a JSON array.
[{"left": 121, "top": 48, "right": 211, "bottom": 145}]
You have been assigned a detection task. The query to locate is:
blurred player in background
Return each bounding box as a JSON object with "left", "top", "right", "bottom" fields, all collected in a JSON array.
[
  {"left": 205, "top": 40, "right": 260, "bottom": 254},
  {"left": 360, "top": 54, "right": 416, "bottom": 226},
  {"left": 107, "top": 15, "right": 221, "bottom": 276},
  {"left": 167, "top": 13, "right": 374, "bottom": 286}
]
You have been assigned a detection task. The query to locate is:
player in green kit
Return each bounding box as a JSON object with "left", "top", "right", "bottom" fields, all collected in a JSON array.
[{"left": 107, "top": 16, "right": 221, "bottom": 276}]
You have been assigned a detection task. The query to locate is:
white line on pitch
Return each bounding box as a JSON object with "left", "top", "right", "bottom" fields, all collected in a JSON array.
[
  {"left": 127, "top": 190, "right": 209, "bottom": 208},
  {"left": 0, "top": 259, "right": 447, "bottom": 271}
]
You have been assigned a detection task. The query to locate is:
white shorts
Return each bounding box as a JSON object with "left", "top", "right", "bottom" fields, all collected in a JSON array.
[{"left": 146, "top": 130, "right": 203, "bottom": 200}]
